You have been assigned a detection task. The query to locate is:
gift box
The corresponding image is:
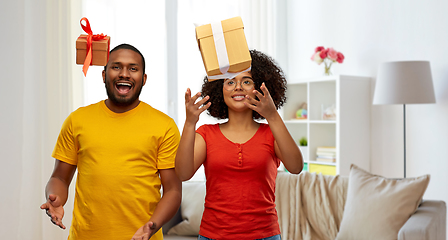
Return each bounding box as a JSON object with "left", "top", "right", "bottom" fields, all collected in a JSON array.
[
  {"left": 76, "top": 34, "right": 110, "bottom": 66},
  {"left": 196, "top": 16, "right": 251, "bottom": 80}
]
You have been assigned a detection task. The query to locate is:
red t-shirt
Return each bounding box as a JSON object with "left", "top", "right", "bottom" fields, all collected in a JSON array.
[{"left": 196, "top": 123, "right": 281, "bottom": 240}]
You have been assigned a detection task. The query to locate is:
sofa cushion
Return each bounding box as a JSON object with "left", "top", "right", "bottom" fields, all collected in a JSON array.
[
  {"left": 335, "top": 164, "right": 430, "bottom": 240},
  {"left": 167, "top": 181, "right": 205, "bottom": 236}
]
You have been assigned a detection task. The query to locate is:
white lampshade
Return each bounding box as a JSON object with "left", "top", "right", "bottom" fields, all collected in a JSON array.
[{"left": 373, "top": 61, "right": 436, "bottom": 105}]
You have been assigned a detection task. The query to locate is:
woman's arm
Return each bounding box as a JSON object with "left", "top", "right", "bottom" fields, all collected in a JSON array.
[
  {"left": 175, "top": 89, "right": 210, "bottom": 181},
  {"left": 245, "top": 83, "right": 303, "bottom": 174},
  {"left": 269, "top": 115, "right": 304, "bottom": 174}
]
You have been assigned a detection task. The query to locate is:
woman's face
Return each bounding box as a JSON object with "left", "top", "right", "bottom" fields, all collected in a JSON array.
[{"left": 222, "top": 71, "right": 257, "bottom": 112}]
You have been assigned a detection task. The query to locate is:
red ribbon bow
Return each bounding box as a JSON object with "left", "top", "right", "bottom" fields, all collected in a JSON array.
[{"left": 80, "top": 17, "right": 108, "bottom": 76}]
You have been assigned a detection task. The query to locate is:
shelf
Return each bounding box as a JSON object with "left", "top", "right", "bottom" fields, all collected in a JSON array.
[
  {"left": 284, "top": 119, "right": 336, "bottom": 124},
  {"left": 283, "top": 75, "right": 371, "bottom": 176},
  {"left": 284, "top": 119, "right": 308, "bottom": 124},
  {"left": 310, "top": 120, "right": 336, "bottom": 124}
]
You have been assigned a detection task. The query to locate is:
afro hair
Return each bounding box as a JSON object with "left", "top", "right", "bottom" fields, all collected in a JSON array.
[{"left": 201, "top": 49, "right": 287, "bottom": 120}]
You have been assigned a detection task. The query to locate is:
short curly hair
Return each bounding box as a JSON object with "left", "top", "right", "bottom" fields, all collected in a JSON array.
[{"left": 201, "top": 49, "right": 287, "bottom": 120}]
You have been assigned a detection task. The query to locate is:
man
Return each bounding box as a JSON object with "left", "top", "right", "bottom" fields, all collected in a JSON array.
[{"left": 40, "top": 44, "right": 181, "bottom": 240}]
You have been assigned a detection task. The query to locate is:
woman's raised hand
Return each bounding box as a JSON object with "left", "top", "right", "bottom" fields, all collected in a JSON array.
[
  {"left": 244, "top": 83, "right": 278, "bottom": 120},
  {"left": 185, "top": 88, "right": 211, "bottom": 125}
]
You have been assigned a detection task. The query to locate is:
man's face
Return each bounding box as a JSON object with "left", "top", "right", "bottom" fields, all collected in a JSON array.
[{"left": 102, "top": 49, "right": 147, "bottom": 108}]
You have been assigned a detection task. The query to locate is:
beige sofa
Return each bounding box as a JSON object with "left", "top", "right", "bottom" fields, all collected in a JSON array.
[{"left": 163, "top": 167, "right": 446, "bottom": 240}]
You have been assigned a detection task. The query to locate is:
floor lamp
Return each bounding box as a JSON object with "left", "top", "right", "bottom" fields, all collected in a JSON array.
[{"left": 373, "top": 61, "right": 436, "bottom": 178}]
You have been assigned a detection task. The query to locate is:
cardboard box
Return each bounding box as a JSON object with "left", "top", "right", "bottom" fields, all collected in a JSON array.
[
  {"left": 76, "top": 34, "right": 110, "bottom": 66},
  {"left": 196, "top": 16, "right": 251, "bottom": 80}
]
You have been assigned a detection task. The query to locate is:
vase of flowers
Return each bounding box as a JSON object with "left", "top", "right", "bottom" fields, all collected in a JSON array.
[{"left": 311, "top": 46, "right": 345, "bottom": 76}]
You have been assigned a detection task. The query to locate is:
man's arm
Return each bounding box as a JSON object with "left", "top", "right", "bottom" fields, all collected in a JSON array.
[
  {"left": 152, "top": 168, "right": 182, "bottom": 230},
  {"left": 40, "top": 159, "right": 77, "bottom": 229},
  {"left": 132, "top": 168, "right": 182, "bottom": 240}
]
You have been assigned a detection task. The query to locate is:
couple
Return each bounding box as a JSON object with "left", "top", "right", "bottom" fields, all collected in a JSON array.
[{"left": 40, "top": 43, "right": 303, "bottom": 240}]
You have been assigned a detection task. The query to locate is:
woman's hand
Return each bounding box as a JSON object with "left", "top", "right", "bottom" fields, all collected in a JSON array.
[
  {"left": 184, "top": 88, "right": 211, "bottom": 125},
  {"left": 244, "top": 82, "right": 278, "bottom": 120}
]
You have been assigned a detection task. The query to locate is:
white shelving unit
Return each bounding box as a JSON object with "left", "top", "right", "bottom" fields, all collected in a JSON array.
[{"left": 281, "top": 75, "right": 371, "bottom": 176}]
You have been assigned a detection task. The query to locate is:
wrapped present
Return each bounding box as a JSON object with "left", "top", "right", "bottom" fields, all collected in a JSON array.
[
  {"left": 76, "top": 17, "right": 110, "bottom": 76},
  {"left": 76, "top": 34, "right": 110, "bottom": 66},
  {"left": 196, "top": 16, "right": 251, "bottom": 81}
]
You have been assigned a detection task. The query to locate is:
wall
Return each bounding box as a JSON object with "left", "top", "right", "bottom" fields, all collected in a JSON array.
[{"left": 285, "top": 0, "right": 448, "bottom": 212}]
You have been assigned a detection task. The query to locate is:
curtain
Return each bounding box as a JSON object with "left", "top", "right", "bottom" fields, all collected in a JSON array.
[
  {"left": 238, "top": 0, "right": 277, "bottom": 57},
  {"left": 0, "top": 0, "right": 80, "bottom": 239}
]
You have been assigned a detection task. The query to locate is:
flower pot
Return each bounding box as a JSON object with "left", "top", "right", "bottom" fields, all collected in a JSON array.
[{"left": 300, "top": 146, "right": 308, "bottom": 161}]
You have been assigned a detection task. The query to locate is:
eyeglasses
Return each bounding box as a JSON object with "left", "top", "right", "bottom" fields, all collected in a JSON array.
[{"left": 223, "top": 78, "right": 255, "bottom": 91}]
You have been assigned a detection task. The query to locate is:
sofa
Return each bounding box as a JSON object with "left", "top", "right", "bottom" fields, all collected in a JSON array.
[{"left": 162, "top": 165, "right": 446, "bottom": 240}]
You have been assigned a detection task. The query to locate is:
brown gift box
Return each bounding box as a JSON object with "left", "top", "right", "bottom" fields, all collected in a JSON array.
[
  {"left": 196, "top": 16, "right": 251, "bottom": 80},
  {"left": 76, "top": 34, "right": 110, "bottom": 66}
]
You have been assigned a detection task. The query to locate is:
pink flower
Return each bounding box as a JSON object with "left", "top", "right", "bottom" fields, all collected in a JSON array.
[
  {"left": 319, "top": 48, "right": 328, "bottom": 59},
  {"left": 327, "top": 48, "right": 338, "bottom": 61},
  {"left": 311, "top": 46, "right": 344, "bottom": 66},
  {"left": 311, "top": 52, "right": 323, "bottom": 64},
  {"left": 315, "top": 46, "right": 325, "bottom": 53},
  {"left": 336, "top": 52, "right": 345, "bottom": 63}
]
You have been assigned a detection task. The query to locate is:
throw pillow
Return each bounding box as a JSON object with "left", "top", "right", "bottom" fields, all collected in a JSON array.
[
  {"left": 167, "top": 181, "right": 206, "bottom": 236},
  {"left": 335, "top": 164, "right": 430, "bottom": 240}
]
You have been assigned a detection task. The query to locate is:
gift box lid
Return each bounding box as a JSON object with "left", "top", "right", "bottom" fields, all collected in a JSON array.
[
  {"left": 76, "top": 34, "right": 110, "bottom": 51},
  {"left": 196, "top": 16, "right": 244, "bottom": 40}
]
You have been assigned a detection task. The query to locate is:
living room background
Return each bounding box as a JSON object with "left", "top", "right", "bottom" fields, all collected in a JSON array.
[{"left": 1, "top": 0, "right": 447, "bottom": 239}]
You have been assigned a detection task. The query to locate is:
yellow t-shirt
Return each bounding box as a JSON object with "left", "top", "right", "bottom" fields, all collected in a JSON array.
[{"left": 52, "top": 101, "right": 180, "bottom": 240}]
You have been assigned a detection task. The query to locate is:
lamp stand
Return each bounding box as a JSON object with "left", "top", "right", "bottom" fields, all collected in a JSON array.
[{"left": 403, "top": 104, "right": 406, "bottom": 178}]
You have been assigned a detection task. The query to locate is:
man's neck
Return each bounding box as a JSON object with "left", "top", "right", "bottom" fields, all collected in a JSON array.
[{"left": 104, "top": 99, "right": 141, "bottom": 113}]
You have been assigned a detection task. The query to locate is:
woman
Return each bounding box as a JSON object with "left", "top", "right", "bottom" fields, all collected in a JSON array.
[{"left": 175, "top": 50, "right": 303, "bottom": 240}]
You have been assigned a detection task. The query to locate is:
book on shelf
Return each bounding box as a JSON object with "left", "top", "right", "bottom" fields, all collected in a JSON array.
[
  {"left": 316, "top": 152, "right": 336, "bottom": 157},
  {"left": 316, "top": 156, "right": 336, "bottom": 163},
  {"left": 316, "top": 146, "right": 336, "bottom": 153}
]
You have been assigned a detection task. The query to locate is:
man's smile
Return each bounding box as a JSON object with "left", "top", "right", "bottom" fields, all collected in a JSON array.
[{"left": 115, "top": 81, "right": 133, "bottom": 95}]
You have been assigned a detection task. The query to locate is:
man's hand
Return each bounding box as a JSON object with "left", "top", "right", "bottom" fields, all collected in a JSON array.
[
  {"left": 40, "top": 194, "right": 66, "bottom": 229},
  {"left": 131, "top": 221, "right": 157, "bottom": 240}
]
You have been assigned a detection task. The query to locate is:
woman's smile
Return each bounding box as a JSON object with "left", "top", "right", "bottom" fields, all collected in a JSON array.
[{"left": 231, "top": 94, "right": 247, "bottom": 101}]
